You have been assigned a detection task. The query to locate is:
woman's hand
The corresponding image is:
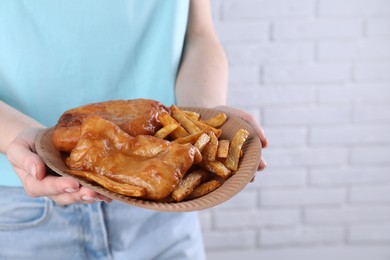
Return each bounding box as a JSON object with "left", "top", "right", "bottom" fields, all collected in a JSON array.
[
  {"left": 6, "top": 128, "right": 112, "bottom": 205},
  {"left": 215, "top": 106, "right": 268, "bottom": 171}
]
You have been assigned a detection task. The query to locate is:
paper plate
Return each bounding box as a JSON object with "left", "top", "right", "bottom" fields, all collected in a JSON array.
[{"left": 35, "top": 107, "right": 262, "bottom": 212}]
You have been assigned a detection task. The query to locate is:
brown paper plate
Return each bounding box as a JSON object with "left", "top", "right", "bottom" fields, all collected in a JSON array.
[{"left": 35, "top": 107, "right": 262, "bottom": 212}]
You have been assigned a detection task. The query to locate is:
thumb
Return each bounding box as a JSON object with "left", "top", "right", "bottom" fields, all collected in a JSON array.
[{"left": 7, "top": 137, "right": 47, "bottom": 180}]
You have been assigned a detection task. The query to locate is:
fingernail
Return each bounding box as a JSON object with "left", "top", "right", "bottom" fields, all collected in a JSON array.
[
  {"left": 64, "top": 188, "right": 77, "bottom": 193},
  {"left": 81, "top": 195, "right": 98, "bottom": 202},
  {"left": 30, "top": 164, "right": 37, "bottom": 178}
]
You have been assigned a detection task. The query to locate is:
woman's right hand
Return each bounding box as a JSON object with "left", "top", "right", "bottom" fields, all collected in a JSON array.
[{"left": 6, "top": 127, "right": 112, "bottom": 205}]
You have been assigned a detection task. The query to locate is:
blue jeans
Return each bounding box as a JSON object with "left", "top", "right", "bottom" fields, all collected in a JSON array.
[{"left": 0, "top": 187, "right": 206, "bottom": 260}]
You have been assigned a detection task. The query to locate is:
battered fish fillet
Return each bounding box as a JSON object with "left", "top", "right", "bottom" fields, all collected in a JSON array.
[
  {"left": 66, "top": 116, "right": 202, "bottom": 200},
  {"left": 53, "top": 99, "right": 168, "bottom": 152}
]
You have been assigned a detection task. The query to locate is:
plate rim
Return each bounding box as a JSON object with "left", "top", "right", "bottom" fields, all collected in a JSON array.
[{"left": 35, "top": 107, "right": 262, "bottom": 212}]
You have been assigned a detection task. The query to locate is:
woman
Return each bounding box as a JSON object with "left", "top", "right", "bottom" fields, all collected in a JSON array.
[{"left": 0, "top": 0, "right": 267, "bottom": 259}]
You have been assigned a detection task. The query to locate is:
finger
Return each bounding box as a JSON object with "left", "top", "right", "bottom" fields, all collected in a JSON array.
[
  {"left": 48, "top": 187, "right": 112, "bottom": 205},
  {"left": 240, "top": 112, "right": 268, "bottom": 149},
  {"left": 216, "top": 106, "right": 268, "bottom": 148},
  {"left": 258, "top": 157, "right": 267, "bottom": 171},
  {"left": 254, "top": 125, "right": 268, "bottom": 149},
  {"left": 20, "top": 171, "right": 80, "bottom": 198}
]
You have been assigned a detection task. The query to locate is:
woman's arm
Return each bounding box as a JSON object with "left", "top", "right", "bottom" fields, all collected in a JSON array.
[
  {"left": 176, "top": 0, "right": 268, "bottom": 169},
  {"left": 175, "top": 0, "right": 228, "bottom": 107}
]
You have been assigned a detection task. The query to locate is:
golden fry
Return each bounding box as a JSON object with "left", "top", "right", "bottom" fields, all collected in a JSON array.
[
  {"left": 172, "top": 131, "right": 204, "bottom": 145},
  {"left": 201, "top": 132, "right": 218, "bottom": 161},
  {"left": 201, "top": 160, "right": 232, "bottom": 180},
  {"left": 202, "top": 113, "right": 227, "bottom": 128},
  {"left": 171, "top": 106, "right": 202, "bottom": 134},
  {"left": 194, "top": 133, "right": 211, "bottom": 152},
  {"left": 183, "top": 110, "right": 200, "bottom": 121},
  {"left": 186, "top": 180, "right": 221, "bottom": 200},
  {"left": 187, "top": 116, "right": 222, "bottom": 138},
  {"left": 158, "top": 112, "right": 188, "bottom": 139},
  {"left": 171, "top": 170, "right": 205, "bottom": 202},
  {"left": 154, "top": 123, "right": 179, "bottom": 139},
  {"left": 217, "top": 139, "right": 230, "bottom": 158},
  {"left": 225, "top": 129, "right": 249, "bottom": 171}
]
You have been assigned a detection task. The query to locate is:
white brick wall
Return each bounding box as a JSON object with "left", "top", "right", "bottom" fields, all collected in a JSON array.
[{"left": 205, "top": 0, "right": 390, "bottom": 259}]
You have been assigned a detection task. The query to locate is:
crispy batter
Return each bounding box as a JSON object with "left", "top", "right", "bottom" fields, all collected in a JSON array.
[
  {"left": 66, "top": 116, "right": 202, "bottom": 200},
  {"left": 53, "top": 99, "right": 168, "bottom": 152}
]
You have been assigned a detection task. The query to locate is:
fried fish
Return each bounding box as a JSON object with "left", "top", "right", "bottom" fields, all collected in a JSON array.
[
  {"left": 65, "top": 116, "right": 202, "bottom": 200},
  {"left": 53, "top": 99, "right": 168, "bottom": 152}
]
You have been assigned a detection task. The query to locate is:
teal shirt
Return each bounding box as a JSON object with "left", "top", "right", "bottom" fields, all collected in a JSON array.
[{"left": 0, "top": 0, "right": 189, "bottom": 186}]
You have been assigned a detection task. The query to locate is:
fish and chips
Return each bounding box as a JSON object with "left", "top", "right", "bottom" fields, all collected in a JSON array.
[{"left": 52, "top": 99, "right": 250, "bottom": 202}]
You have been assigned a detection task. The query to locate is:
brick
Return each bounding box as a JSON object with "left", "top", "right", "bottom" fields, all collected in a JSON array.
[
  {"left": 207, "top": 246, "right": 390, "bottom": 260},
  {"left": 264, "top": 147, "right": 348, "bottom": 167},
  {"left": 319, "top": 39, "right": 390, "bottom": 61},
  {"left": 319, "top": 0, "right": 390, "bottom": 16},
  {"left": 349, "top": 224, "right": 390, "bottom": 243},
  {"left": 228, "top": 66, "right": 259, "bottom": 86},
  {"left": 262, "top": 126, "right": 307, "bottom": 146},
  {"left": 224, "top": 42, "right": 314, "bottom": 66},
  {"left": 228, "top": 87, "right": 316, "bottom": 107},
  {"left": 215, "top": 21, "right": 269, "bottom": 43},
  {"left": 202, "top": 230, "right": 257, "bottom": 249},
  {"left": 354, "top": 62, "right": 390, "bottom": 81},
  {"left": 264, "top": 64, "right": 351, "bottom": 84},
  {"left": 305, "top": 206, "right": 390, "bottom": 224},
  {"left": 222, "top": 0, "right": 315, "bottom": 20},
  {"left": 353, "top": 104, "right": 390, "bottom": 123},
  {"left": 311, "top": 166, "right": 390, "bottom": 185},
  {"left": 351, "top": 146, "right": 390, "bottom": 165},
  {"left": 310, "top": 125, "right": 390, "bottom": 145},
  {"left": 214, "top": 209, "right": 300, "bottom": 229},
  {"left": 366, "top": 18, "right": 390, "bottom": 36},
  {"left": 264, "top": 106, "right": 350, "bottom": 126},
  {"left": 214, "top": 189, "right": 257, "bottom": 210},
  {"left": 261, "top": 188, "right": 346, "bottom": 206},
  {"left": 210, "top": 0, "right": 222, "bottom": 20},
  {"left": 251, "top": 168, "right": 307, "bottom": 188},
  {"left": 350, "top": 184, "right": 390, "bottom": 203},
  {"left": 273, "top": 19, "right": 362, "bottom": 40},
  {"left": 260, "top": 226, "right": 345, "bottom": 246},
  {"left": 318, "top": 84, "right": 390, "bottom": 103}
]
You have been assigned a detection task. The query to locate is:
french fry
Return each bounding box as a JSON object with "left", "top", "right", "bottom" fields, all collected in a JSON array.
[
  {"left": 186, "top": 180, "right": 221, "bottom": 200},
  {"left": 158, "top": 112, "right": 188, "bottom": 139},
  {"left": 187, "top": 116, "right": 222, "bottom": 138},
  {"left": 225, "top": 129, "right": 249, "bottom": 171},
  {"left": 171, "top": 170, "right": 205, "bottom": 202},
  {"left": 201, "top": 160, "right": 232, "bottom": 180},
  {"left": 154, "top": 123, "right": 179, "bottom": 139},
  {"left": 202, "top": 113, "right": 227, "bottom": 128},
  {"left": 217, "top": 139, "right": 230, "bottom": 158},
  {"left": 194, "top": 132, "right": 211, "bottom": 152},
  {"left": 201, "top": 132, "right": 218, "bottom": 161},
  {"left": 183, "top": 110, "right": 200, "bottom": 121},
  {"left": 172, "top": 131, "right": 204, "bottom": 145},
  {"left": 171, "top": 106, "right": 202, "bottom": 134}
]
